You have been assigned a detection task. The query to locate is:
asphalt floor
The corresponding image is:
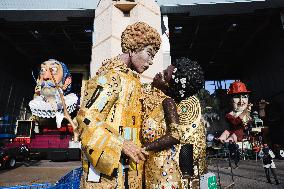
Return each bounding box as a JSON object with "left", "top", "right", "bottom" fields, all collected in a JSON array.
[
  {"left": 208, "top": 158, "right": 284, "bottom": 189},
  {"left": 0, "top": 158, "right": 283, "bottom": 188}
]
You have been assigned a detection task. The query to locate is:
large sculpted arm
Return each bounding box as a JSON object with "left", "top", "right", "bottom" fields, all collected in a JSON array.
[
  {"left": 77, "top": 71, "right": 124, "bottom": 176},
  {"left": 144, "top": 98, "right": 180, "bottom": 152}
]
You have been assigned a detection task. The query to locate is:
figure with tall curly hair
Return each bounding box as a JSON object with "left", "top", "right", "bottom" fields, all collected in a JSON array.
[
  {"left": 76, "top": 22, "right": 161, "bottom": 188},
  {"left": 141, "top": 57, "right": 206, "bottom": 188}
]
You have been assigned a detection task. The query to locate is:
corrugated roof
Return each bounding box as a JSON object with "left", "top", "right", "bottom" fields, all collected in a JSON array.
[
  {"left": 0, "top": 0, "right": 99, "bottom": 10},
  {"left": 0, "top": 0, "right": 284, "bottom": 19},
  {"left": 157, "top": 0, "right": 267, "bottom": 6},
  {"left": 158, "top": 0, "right": 284, "bottom": 15},
  {"left": 0, "top": 0, "right": 278, "bottom": 11}
]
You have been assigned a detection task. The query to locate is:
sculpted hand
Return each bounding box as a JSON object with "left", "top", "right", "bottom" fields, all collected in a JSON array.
[
  {"left": 239, "top": 103, "right": 253, "bottom": 119},
  {"left": 259, "top": 99, "right": 269, "bottom": 110},
  {"left": 242, "top": 103, "right": 253, "bottom": 116},
  {"left": 141, "top": 147, "right": 148, "bottom": 155},
  {"left": 122, "top": 141, "right": 148, "bottom": 163},
  {"left": 247, "top": 103, "right": 253, "bottom": 112},
  {"left": 259, "top": 99, "right": 269, "bottom": 117}
]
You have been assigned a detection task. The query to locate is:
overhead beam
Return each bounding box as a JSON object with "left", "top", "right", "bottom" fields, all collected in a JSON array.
[
  {"left": 0, "top": 32, "right": 33, "bottom": 62},
  {"left": 237, "top": 15, "right": 271, "bottom": 56}
]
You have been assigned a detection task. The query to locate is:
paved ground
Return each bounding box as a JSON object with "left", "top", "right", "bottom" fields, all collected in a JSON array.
[
  {"left": 0, "top": 159, "right": 283, "bottom": 188},
  {"left": 208, "top": 158, "right": 284, "bottom": 189},
  {"left": 0, "top": 160, "right": 81, "bottom": 187}
]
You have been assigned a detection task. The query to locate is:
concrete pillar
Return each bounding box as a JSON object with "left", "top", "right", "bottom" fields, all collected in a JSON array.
[
  {"left": 90, "top": 0, "right": 163, "bottom": 82},
  {"left": 162, "top": 15, "right": 171, "bottom": 69}
]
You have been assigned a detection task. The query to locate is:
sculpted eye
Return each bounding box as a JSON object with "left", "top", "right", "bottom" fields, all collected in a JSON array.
[
  {"left": 51, "top": 67, "right": 58, "bottom": 74},
  {"left": 40, "top": 68, "right": 47, "bottom": 74},
  {"left": 163, "top": 70, "right": 167, "bottom": 77},
  {"left": 147, "top": 51, "right": 154, "bottom": 59}
]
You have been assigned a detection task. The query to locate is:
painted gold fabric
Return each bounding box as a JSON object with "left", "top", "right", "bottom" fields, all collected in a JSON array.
[
  {"left": 169, "top": 123, "right": 181, "bottom": 141},
  {"left": 177, "top": 96, "right": 207, "bottom": 178},
  {"left": 77, "top": 56, "right": 143, "bottom": 188},
  {"left": 177, "top": 96, "right": 201, "bottom": 144},
  {"left": 141, "top": 86, "right": 183, "bottom": 189}
]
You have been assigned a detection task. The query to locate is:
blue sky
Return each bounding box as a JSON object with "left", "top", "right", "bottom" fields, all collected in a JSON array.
[{"left": 205, "top": 80, "right": 235, "bottom": 94}]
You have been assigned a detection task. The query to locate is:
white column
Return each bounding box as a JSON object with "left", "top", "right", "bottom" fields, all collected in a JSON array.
[
  {"left": 162, "top": 15, "right": 171, "bottom": 69},
  {"left": 90, "top": 0, "right": 163, "bottom": 83}
]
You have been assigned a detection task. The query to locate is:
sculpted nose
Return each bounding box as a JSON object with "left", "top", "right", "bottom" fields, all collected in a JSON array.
[{"left": 43, "top": 70, "right": 52, "bottom": 80}]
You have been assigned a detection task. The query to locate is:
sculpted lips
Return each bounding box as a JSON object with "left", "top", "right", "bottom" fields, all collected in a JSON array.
[{"left": 143, "top": 65, "right": 149, "bottom": 71}]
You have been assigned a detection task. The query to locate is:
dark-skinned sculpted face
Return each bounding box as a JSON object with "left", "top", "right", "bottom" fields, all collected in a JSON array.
[
  {"left": 152, "top": 65, "right": 175, "bottom": 92},
  {"left": 29, "top": 59, "right": 78, "bottom": 128},
  {"left": 153, "top": 57, "right": 204, "bottom": 102}
]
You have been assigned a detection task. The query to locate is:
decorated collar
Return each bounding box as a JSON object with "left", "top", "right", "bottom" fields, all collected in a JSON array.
[
  {"left": 96, "top": 56, "right": 140, "bottom": 79},
  {"left": 141, "top": 83, "right": 168, "bottom": 120},
  {"left": 29, "top": 93, "right": 78, "bottom": 119}
]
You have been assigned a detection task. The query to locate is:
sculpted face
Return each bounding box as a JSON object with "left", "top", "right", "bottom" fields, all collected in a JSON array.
[
  {"left": 38, "top": 60, "right": 64, "bottom": 98},
  {"left": 29, "top": 59, "right": 77, "bottom": 128},
  {"left": 130, "top": 45, "right": 155, "bottom": 74},
  {"left": 152, "top": 65, "right": 175, "bottom": 92},
  {"left": 232, "top": 94, "right": 249, "bottom": 112}
]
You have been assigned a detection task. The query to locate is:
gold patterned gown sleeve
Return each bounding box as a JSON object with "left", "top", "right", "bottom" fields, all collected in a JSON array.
[
  {"left": 142, "top": 86, "right": 183, "bottom": 189},
  {"left": 77, "top": 57, "right": 143, "bottom": 189}
]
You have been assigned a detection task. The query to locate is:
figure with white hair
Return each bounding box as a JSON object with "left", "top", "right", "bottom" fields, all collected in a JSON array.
[{"left": 29, "top": 59, "right": 78, "bottom": 134}]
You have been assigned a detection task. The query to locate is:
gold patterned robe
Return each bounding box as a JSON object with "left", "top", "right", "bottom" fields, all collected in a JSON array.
[
  {"left": 142, "top": 85, "right": 207, "bottom": 189},
  {"left": 141, "top": 86, "right": 183, "bottom": 189},
  {"left": 77, "top": 57, "right": 143, "bottom": 189},
  {"left": 177, "top": 96, "right": 207, "bottom": 181}
]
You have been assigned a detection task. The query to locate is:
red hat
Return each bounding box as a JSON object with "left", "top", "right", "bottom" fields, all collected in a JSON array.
[{"left": 227, "top": 81, "right": 251, "bottom": 94}]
